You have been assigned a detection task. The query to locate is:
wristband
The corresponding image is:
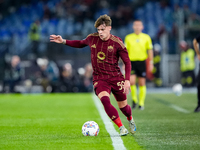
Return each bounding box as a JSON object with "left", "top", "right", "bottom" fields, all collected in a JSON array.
[{"left": 62, "top": 40, "right": 66, "bottom": 44}]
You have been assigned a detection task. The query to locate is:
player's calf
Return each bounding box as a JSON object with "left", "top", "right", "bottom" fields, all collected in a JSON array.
[
  {"left": 120, "top": 104, "right": 136, "bottom": 134},
  {"left": 100, "top": 96, "right": 124, "bottom": 127}
]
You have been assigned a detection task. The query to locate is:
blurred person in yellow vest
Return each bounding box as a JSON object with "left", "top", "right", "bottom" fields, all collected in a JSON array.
[
  {"left": 179, "top": 40, "right": 195, "bottom": 87},
  {"left": 124, "top": 20, "right": 153, "bottom": 110},
  {"left": 29, "top": 20, "right": 40, "bottom": 57},
  {"left": 152, "top": 44, "right": 162, "bottom": 87}
]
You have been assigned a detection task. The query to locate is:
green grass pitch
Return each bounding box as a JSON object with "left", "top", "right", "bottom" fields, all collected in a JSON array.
[{"left": 0, "top": 93, "right": 200, "bottom": 150}]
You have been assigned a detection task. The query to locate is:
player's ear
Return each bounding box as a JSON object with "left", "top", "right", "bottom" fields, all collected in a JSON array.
[
  {"left": 141, "top": 23, "right": 144, "bottom": 30},
  {"left": 141, "top": 25, "right": 144, "bottom": 30}
]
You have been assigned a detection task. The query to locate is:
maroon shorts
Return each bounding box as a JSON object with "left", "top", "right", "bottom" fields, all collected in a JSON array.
[{"left": 93, "top": 76, "right": 127, "bottom": 101}]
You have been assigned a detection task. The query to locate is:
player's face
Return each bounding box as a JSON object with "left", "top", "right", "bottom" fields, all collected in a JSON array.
[
  {"left": 133, "top": 21, "right": 143, "bottom": 34},
  {"left": 97, "top": 24, "right": 111, "bottom": 41}
]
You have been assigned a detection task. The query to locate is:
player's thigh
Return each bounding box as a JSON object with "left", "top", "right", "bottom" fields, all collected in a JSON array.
[
  {"left": 110, "top": 77, "right": 127, "bottom": 102},
  {"left": 93, "top": 80, "right": 111, "bottom": 99},
  {"left": 138, "top": 77, "right": 146, "bottom": 86},
  {"left": 130, "top": 74, "right": 137, "bottom": 85}
]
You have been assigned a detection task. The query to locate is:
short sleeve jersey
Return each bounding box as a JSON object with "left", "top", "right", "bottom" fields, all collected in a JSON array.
[{"left": 124, "top": 33, "right": 153, "bottom": 61}]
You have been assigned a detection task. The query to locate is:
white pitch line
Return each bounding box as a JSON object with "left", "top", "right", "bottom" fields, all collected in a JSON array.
[
  {"left": 170, "top": 104, "right": 190, "bottom": 113},
  {"left": 92, "top": 94, "right": 126, "bottom": 150}
]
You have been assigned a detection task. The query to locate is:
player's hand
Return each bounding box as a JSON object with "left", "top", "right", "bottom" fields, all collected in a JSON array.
[
  {"left": 149, "top": 63, "right": 154, "bottom": 73},
  {"left": 50, "top": 34, "right": 63, "bottom": 44},
  {"left": 124, "top": 80, "right": 130, "bottom": 95}
]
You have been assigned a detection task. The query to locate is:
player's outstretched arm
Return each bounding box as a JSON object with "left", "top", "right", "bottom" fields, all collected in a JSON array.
[{"left": 50, "top": 34, "right": 88, "bottom": 48}]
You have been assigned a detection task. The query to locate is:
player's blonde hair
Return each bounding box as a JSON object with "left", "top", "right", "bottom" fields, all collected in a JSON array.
[{"left": 94, "top": 14, "right": 112, "bottom": 28}]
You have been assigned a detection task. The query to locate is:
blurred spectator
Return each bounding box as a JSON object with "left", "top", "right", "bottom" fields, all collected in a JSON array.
[
  {"left": 152, "top": 44, "right": 162, "bottom": 87},
  {"left": 3, "top": 55, "right": 24, "bottom": 93},
  {"left": 183, "top": 4, "right": 191, "bottom": 24},
  {"left": 188, "top": 13, "right": 200, "bottom": 28},
  {"left": 60, "top": 63, "right": 80, "bottom": 92},
  {"left": 179, "top": 41, "right": 195, "bottom": 87},
  {"left": 79, "top": 63, "right": 93, "bottom": 92},
  {"left": 24, "top": 58, "right": 42, "bottom": 85},
  {"left": 37, "top": 58, "right": 59, "bottom": 92},
  {"left": 173, "top": 4, "right": 184, "bottom": 27},
  {"left": 29, "top": 20, "right": 41, "bottom": 57}
]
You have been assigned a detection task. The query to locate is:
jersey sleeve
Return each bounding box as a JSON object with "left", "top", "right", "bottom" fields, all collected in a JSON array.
[
  {"left": 65, "top": 35, "right": 90, "bottom": 48},
  {"left": 117, "top": 40, "right": 131, "bottom": 81},
  {"left": 196, "top": 35, "right": 200, "bottom": 43},
  {"left": 146, "top": 35, "right": 153, "bottom": 50}
]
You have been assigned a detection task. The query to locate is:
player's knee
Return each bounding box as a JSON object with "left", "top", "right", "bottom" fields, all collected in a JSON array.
[
  {"left": 130, "top": 81, "right": 135, "bottom": 85},
  {"left": 100, "top": 96, "right": 111, "bottom": 107},
  {"left": 120, "top": 104, "right": 130, "bottom": 112},
  {"left": 130, "top": 79, "right": 136, "bottom": 85},
  {"left": 98, "top": 91, "right": 110, "bottom": 99},
  {"left": 138, "top": 79, "right": 146, "bottom": 86},
  {"left": 117, "top": 100, "right": 127, "bottom": 108}
]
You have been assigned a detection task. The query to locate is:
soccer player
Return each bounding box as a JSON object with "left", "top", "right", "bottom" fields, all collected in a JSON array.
[
  {"left": 193, "top": 35, "right": 200, "bottom": 112},
  {"left": 124, "top": 20, "right": 153, "bottom": 110},
  {"left": 50, "top": 14, "right": 136, "bottom": 135}
]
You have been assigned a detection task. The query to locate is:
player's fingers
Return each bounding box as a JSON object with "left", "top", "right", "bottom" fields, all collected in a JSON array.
[
  {"left": 124, "top": 87, "right": 129, "bottom": 95},
  {"left": 125, "top": 89, "right": 129, "bottom": 95},
  {"left": 50, "top": 40, "right": 56, "bottom": 42},
  {"left": 50, "top": 35, "right": 56, "bottom": 38}
]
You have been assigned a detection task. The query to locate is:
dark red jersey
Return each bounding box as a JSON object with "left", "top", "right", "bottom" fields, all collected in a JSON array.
[{"left": 65, "top": 33, "right": 131, "bottom": 81}]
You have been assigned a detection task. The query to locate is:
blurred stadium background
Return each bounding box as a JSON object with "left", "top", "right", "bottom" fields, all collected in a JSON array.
[{"left": 0, "top": 0, "right": 200, "bottom": 93}]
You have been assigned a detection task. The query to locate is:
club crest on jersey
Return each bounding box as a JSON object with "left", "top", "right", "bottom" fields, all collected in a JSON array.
[
  {"left": 108, "top": 45, "right": 113, "bottom": 52},
  {"left": 91, "top": 44, "right": 96, "bottom": 48},
  {"left": 97, "top": 52, "right": 105, "bottom": 60}
]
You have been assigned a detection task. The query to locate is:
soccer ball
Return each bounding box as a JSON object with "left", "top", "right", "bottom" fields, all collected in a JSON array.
[
  {"left": 82, "top": 121, "right": 99, "bottom": 136},
  {"left": 172, "top": 83, "right": 183, "bottom": 96}
]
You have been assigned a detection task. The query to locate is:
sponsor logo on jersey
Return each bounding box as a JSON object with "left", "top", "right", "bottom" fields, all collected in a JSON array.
[
  {"left": 91, "top": 44, "right": 96, "bottom": 48},
  {"left": 97, "top": 51, "right": 106, "bottom": 60},
  {"left": 97, "top": 59, "right": 103, "bottom": 63}
]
